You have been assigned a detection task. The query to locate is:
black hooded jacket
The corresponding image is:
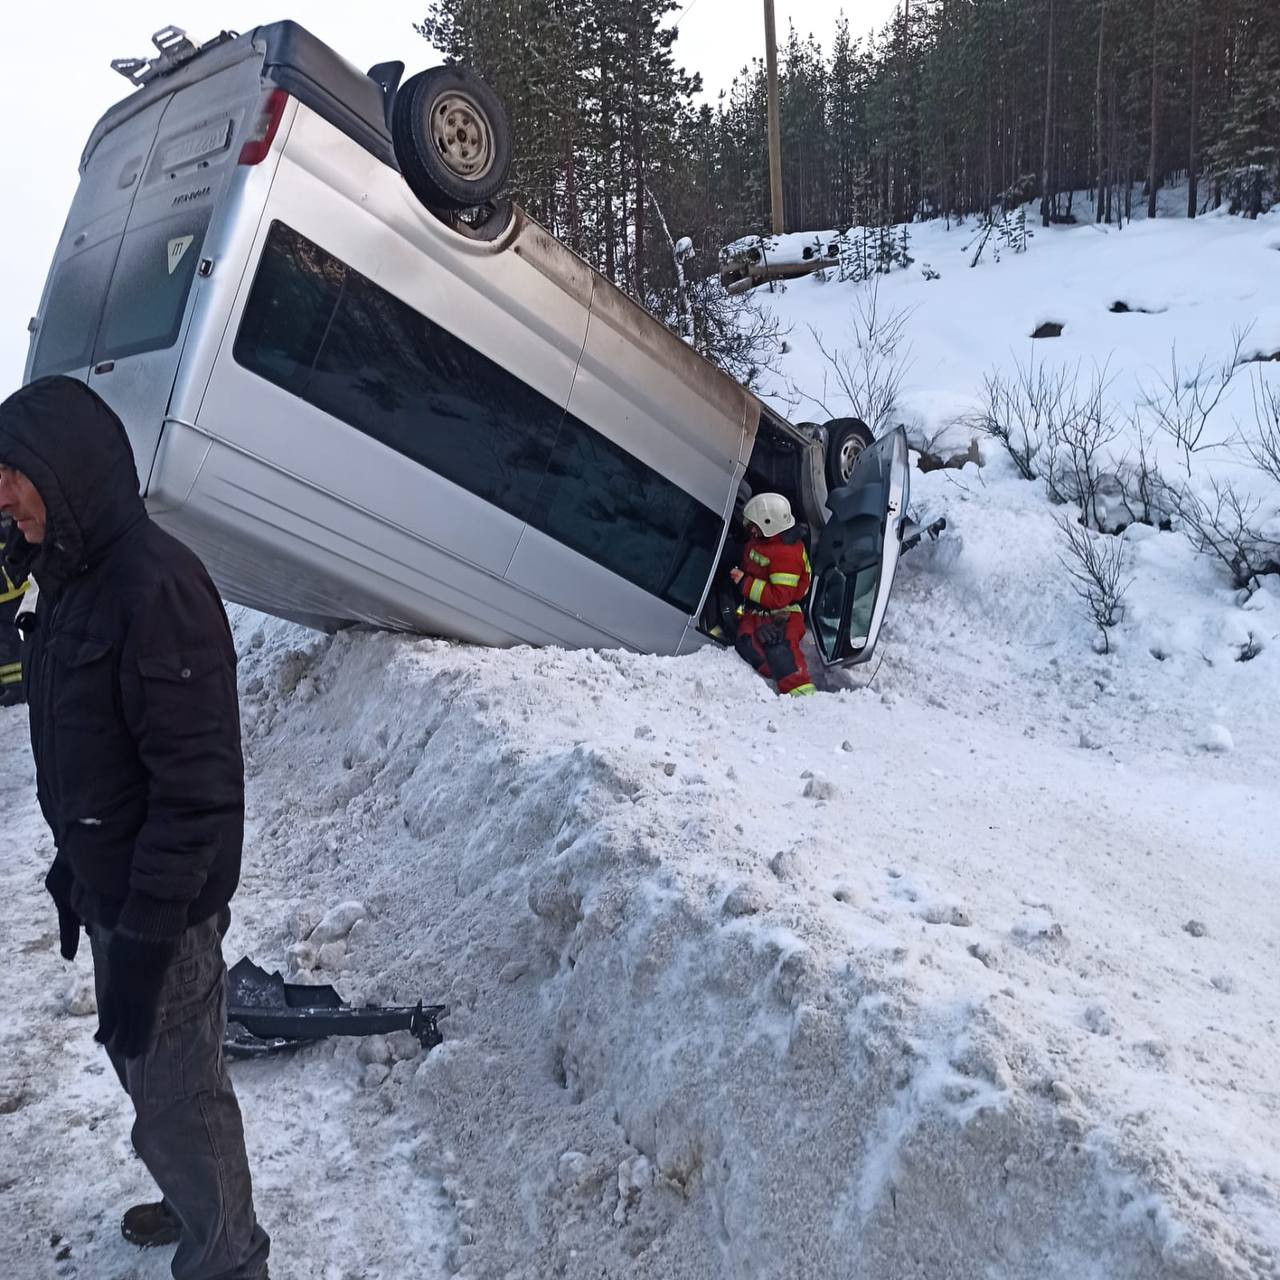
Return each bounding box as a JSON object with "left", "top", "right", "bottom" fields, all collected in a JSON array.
[{"left": 0, "top": 377, "right": 243, "bottom": 940}]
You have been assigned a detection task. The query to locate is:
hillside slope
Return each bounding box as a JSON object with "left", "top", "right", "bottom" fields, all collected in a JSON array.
[{"left": 1, "top": 210, "right": 1277, "bottom": 1279}]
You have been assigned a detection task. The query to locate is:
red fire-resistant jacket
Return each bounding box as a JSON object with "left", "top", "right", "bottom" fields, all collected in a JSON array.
[{"left": 739, "top": 528, "right": 812, "bottom": 614}]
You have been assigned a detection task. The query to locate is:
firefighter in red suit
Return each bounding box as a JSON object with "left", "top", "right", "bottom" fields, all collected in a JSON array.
[{"left": 729, "top": 493, "right": 817, "bottom": 697}]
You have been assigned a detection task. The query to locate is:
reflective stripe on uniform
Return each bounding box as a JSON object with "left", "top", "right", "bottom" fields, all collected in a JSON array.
[
  {"left": 0, "top": 662, "right": 21, "bottom": 685},
  {"left": 748, "top": 549, "right": 770, "bottom": 568},
  {"left": 747, "top": 577, "right": 766, "bottom": 605},
  {"left": 787, "top": 683, "right": 817, "bottom": 697},
  {"left": 0, "top": 579, "right": 27, "bottom": 604},
  {"left": 768, "top": 572, "right": 801, "bottom": 587}
]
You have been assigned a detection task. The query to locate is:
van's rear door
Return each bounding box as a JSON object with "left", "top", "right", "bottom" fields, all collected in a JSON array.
[
  {"left": 27, "top": 99, "right": 171, "bottom": 385},
  {"left": 83, "top": 60, "right": 267, "bottom": 487},
  {"left": 28, "top": 55, "right": 266, "bottom": 489},
  {"left": 807, "top": 427, "right": 910, "bottom": 667}
]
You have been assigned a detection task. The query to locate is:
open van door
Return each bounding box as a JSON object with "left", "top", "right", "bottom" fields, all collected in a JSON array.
[{"left": 807, "top": 426, "right": 910, "bottom": 667}]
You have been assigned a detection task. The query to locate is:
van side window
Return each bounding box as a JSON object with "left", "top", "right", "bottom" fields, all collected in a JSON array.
[
  {"left": 234, "top": 221, "right": 722, "bottom": 615},
  {"left": 528, "top": 425, "right": 721, "bottom": 613}
]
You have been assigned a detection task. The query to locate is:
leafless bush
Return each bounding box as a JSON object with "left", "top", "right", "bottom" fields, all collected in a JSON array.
[
  {"left": 1162, "top": 476, "right": 1280, "bottom": 591},
  {"left": 1115, "top": 415, "right": 1171, "bottom": 528},
  {"left": 1139, "top": 326, "right": 1252, "bottom": 475},
  {"left": 1057, "top": 517, "right": 1132, "bottom": 652},
  {"left": 807, "top": 279, "right": 914, "bottom": 433},
  {"left": 1244, "top": 368, "right": 1280, "bottom": 486},
  {"left": 1043, "top": 362, "right": 1124, "bottom": 528},
  {"left": 967, "top": 352, "right": 1073, "bottom": 481}
]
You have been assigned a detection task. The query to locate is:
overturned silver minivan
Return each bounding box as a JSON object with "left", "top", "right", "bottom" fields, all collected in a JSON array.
[{"left": 25, "top": 21, "right": 910, "bottom": 669}]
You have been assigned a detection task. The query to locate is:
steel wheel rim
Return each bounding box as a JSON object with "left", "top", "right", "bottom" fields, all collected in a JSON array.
[
  {"left": 429, "top": 90, "right": 495, "bottom": 182},
  {"left": 837, "top": 432, "right": 866, "bottom": 484}
]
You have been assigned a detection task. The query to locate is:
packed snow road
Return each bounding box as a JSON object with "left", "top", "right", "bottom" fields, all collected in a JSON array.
[{"left": 1, "top": 537, "right": 1276, "bottom": 1278}]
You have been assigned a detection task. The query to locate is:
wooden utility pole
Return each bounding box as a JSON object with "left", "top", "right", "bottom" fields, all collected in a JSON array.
[
  {"left": 1040, "top": 0, "right": 1056, "bottom": 228},
  {"left": 764, "top": 0, "right": 785, "bottom": 234}
]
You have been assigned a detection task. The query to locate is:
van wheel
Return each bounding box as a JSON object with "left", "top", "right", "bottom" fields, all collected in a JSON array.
[
  {"left": 825, "top": 418, "right": 875, "bottom": 489},
  {"left": 392, "top": 67, "right": 513, "bottom": 212}
]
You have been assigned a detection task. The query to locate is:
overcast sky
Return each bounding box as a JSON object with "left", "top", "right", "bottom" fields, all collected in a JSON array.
[{"left": 0, "top": 1, "right": 896, "bottom": 386}]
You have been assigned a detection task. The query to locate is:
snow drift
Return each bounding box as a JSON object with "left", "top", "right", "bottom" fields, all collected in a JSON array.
[{"left": 215, "top": 600, "right": 1275, "bottom": 1279}]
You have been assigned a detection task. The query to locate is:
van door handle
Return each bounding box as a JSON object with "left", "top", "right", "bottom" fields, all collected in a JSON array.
[{"left": 94, "top": 361, "right": 115, "bottom": 375}]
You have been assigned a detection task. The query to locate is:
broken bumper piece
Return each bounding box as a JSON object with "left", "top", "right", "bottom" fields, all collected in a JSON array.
[{"left": 225, "top": 957, "right": 447, "bottom": 1059}]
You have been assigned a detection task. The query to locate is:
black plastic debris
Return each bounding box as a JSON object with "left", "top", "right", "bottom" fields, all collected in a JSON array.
[{"left": 224, "top": 957, "right": 446, "bottom": 1059}]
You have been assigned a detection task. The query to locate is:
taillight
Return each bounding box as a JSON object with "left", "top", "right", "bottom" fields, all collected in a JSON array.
[{"left": 238, "top": 89, "right": 289, "bottom": 166}]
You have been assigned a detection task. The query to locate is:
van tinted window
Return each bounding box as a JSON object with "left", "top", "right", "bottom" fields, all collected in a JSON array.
[
  {"left": 95, "top": 211, "right": 210, "bottom": 363},
  {"left": 529, "top": 426, "right": 722, "bottom": 611},
  {"left": 30, "top": 239, "right": 118, "bottom": 378},
  {"left": 308, "top": 270, "right": 564, "bottom": 519},
  {"left": 235, "top": 221, "right": 722, "bottom": 614}
]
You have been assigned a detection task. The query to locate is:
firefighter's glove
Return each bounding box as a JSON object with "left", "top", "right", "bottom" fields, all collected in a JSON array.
[
  {"left": 756, "top": 622, "right": 785, "bottom": 649},
  {"left": 95, "top": 933, "right": 175, "bottom": 1059},
  {"left": 44, "top": 860, "right": 82, "bottom": 962}
]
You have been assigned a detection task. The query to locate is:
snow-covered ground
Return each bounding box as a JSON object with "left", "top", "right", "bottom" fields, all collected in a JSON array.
[{"left": 2, "top": 205, "right": 1278, "bottom": 1279}]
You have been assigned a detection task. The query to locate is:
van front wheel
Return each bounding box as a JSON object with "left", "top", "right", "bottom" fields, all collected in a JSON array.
[
  {"left": 825, "top": 418, "right": 876, "bottom": 490},
  {"left": 392, "top": 67, "right": 513, "bottom": 212}
]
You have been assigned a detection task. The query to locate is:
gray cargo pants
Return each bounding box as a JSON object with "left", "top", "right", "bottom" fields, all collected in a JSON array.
[{"left": 90, "top": 909, "right": 270, "bottom": 1280}]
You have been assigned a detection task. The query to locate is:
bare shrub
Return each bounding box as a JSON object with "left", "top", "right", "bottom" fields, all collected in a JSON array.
[
  {"left": 1115, "top": 416, "right": 1171, "bottom": 528},
  {"left": 967, "top": 352, "right": 1072, "bottom": 481},
  {"left": 1162, "top": 476, "right": 1280, "bottom": 591},
  {"left": 806, "top": 279, "right": 914, "bottom": 433},
  {"left": 1139, "top": 326, "right": 1252, "bottom": 474},
  {"left": 1043, "top": 362, "right": 1124, "bottom": 528},
  {"left": 1057, "top": 517, "right": 1132, "bottom": 653},
  {"left": 1244, "top": 368, "right": 1280, "bottom": 486}
]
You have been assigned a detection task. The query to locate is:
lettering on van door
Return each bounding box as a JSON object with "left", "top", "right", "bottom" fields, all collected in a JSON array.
[{"left": 167, "top": 236, "right": 195, "bottom": 276}]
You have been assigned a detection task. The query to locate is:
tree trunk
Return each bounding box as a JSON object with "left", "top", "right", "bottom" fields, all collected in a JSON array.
[
  {"left": 1187, "top": 0, "right": 1199, "bottom": 218},
  {"left": 1147, "top": 0, "right": 1160, "bottom": 220},
  {"left": 1095, "top": 0, "right": 1107, "bottom": 222},
  {"left": 1041, "top": 0, "right": 1056, "bottom": 227}
]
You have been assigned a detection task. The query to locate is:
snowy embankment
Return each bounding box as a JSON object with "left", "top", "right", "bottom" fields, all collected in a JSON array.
[
  {"left": 5, "top": 592, "right": 1277, "bottom": 1277},
  {"left": 1, "top": 206, "right": 1278, "bottom": 1279}
]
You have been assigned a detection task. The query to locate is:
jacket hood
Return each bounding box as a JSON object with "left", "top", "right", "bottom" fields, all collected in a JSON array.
[{"left": 0, "top": 376, "right": 145, "bottom": 589}]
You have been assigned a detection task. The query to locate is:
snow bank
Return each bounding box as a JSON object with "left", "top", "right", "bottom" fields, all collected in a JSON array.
[
  {"left": 214, "top": 608, "right": 1277, "bottom": 1278},
  {"left": 3, "top": 205, "right": 1278, "bottom": 1280}
]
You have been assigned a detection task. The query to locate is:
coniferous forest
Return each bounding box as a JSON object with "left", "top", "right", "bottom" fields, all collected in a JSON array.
[{"left": 419, "top": 0, "right": 1279, "bottom": 368}]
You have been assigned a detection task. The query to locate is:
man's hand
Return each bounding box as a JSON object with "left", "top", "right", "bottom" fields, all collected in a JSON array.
[
  {"left": 44, "top": 861, "right": 82, "bottom": 962},
  {"left": 95, "top": 933, "right": 175, "bottom": 1059},
  {"left": 729, "top": 567, "right": 744, "bottom": 584}
]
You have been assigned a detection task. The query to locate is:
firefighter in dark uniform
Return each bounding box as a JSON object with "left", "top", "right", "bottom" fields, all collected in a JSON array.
[{"left": 0, "top": 520, "right": 27, "bottom": 706}]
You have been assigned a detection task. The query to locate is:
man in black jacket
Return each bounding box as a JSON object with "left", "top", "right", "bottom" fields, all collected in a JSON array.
[{"left": 0, "top": 377, "right": 269, "bottom": 1280}]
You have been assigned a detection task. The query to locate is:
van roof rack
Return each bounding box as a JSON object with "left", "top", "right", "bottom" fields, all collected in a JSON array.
[{"left": 111, "top": 25, "right": 238, "bottom": 87}]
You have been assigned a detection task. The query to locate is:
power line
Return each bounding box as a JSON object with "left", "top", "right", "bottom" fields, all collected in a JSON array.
[{"left": 672, "top": 0, "right": 705, "bottom": 31}]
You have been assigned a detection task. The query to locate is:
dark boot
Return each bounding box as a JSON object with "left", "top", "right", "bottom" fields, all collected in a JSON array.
[{"left": 121, "top": 1201, "right": 181, "bottom": 1248}]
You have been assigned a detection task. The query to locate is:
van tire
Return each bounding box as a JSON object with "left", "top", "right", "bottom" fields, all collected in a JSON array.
[
  {"left": 825, "top": 418, "right": 875, "bottom": 490},
  {"left": 392, "top": 67, "right": 513, "bottom": 212}
]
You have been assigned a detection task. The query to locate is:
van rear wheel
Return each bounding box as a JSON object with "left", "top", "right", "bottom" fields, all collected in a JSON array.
[
  {"left": 824, "top": 418, "right": 875, "bottom": 490},
  {"left": 392, "top": 67, "right": 513, "bottom": 213}
]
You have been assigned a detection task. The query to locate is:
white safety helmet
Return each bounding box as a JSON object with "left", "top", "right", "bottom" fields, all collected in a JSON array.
[{"left": 742, "top": 492, "right": 795, "bottom": 536}]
